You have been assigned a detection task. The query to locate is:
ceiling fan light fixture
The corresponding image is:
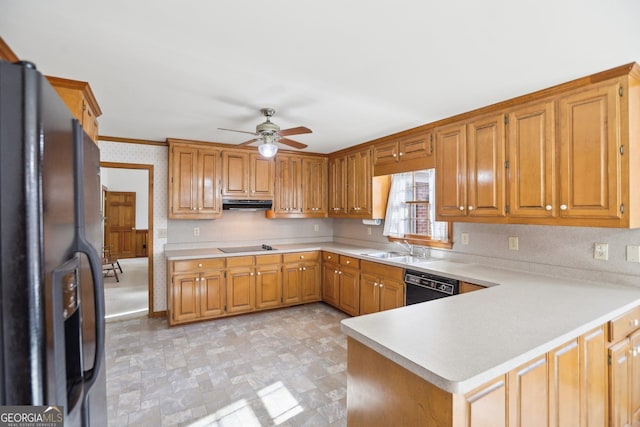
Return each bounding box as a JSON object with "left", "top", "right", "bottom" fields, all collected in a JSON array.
[{"left": 258, "top": 141, "right": 278, "bottom": 158}]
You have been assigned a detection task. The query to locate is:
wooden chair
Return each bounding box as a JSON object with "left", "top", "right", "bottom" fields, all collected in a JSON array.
[{"left": 102, "top": 246, "right": 122, "bottom": 282}]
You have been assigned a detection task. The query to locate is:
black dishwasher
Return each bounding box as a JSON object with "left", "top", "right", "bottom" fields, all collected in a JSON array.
[{"left": 404, "top": 270, "right": 459, "bottom": 305}]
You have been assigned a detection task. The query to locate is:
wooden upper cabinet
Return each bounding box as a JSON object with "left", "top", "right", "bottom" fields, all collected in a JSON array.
[
  {"left": 373, "top": 131, "right": 435, "bottom": 176},
  {"left": 169, "top": 142, "right": 222, "bottom": 219},
  {"left": 558, "top": 81, "right": 622, "bottom": 221},
  {"left": 221, "top": 150, "right": 274, "bottom": 199},
  {"left": 436, "top": 122, "right": 467, "bottom": 219},
  {"left": 46, "top": 76, "right": 102, "bottom": 143},
  {"left": 347, "top": 148, "right": 372, "bottom": 216},
  {"left": 328, "top": 156, "right": 347, "bottom": 215},
  {"left": 301, "top": 156, "right": 328, "bottom": 216},
  {"left": 467, "top": 113, "right": 506, "bottom": 218},
  {"left": 508, "top": 100, "right": 557, "bottom": 219}
]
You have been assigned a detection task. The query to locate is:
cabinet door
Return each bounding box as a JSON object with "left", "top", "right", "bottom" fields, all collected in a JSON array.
[
  {"left": 273, "top": 155, "right": 302, "bottom": 215},
  {"left": 200, "top": 271, "right": 225, "bottom": 318},
  {"left": 508, "top": 356, "right": 548, "bottom": 427},
  {"left": 558, "top": 82, "right": 622, "bottom": 220},
  {"left": 508, "top": 100, "right": 556, "bottom": 218},
  {"left": 466, "top": 113, "right": 506, "bottom": 218},
  {"left": 549, "top": 339, "right": 580, "bottom": 427},
  {"left": 226, "top": 267, "right": 255, "bottom": 313},
  {"left": 172, "top": 273, "right": 199, "bottom": 323},
  {"left": 328, "top": 156, "right": 347, "bottom": 215},
  {"left": 250, "top": 154, "right": 274, "bottom": 198},
  {"left": 609, "top": 339, "right": 631, "bottom": 427},
  {"left": 378, "top": 278, "right": 404, "bottom": 312},
  {"left": 373, "top": 141, "right": 399, "bottom": 166},
  {"left": 301, "top": 263, "right": 321, "bottom": 302},
  {"left": 302, "top": 157, "right": 328, "bottom": 216},
  {"left": 222, "top": 151, "right": 249, "bottom": 198},
  {"left": 198, "top": 148, "right": 222, "bottom": 215},
  {"left": 282, "top": 263, "right": 302, "bottom": 305},
  {"left": 436, "top": 122, "right": 467, "bottom": 219},
  {"left": 630, "top": 330, "right": 640, "bottom": 425},
  {"left": 255, "top": 264, "right": 282, "bottom": 309},
  {"left": 322, "top": 261, "right": 340, "bottom": 307},
  {"left": 398, "top": 132, "right": 433, "bottom": 165},
  {"left": 170, "top": 145, "right": 198, "bottom": 216},
  {"left": 581, "top": 326, "right": 607, "bottom": 427},
  {"left": 463, "top": 375, "right": 508, "bottom": 427},
  {"left": 359, "top": 273, "right": 380, "bottom": 315},
  {"left": 347, "top": 149, "right": 372, "bottom": 217},
  {"left": 339, "top": 266, "right": 360, "bottom": 316}
]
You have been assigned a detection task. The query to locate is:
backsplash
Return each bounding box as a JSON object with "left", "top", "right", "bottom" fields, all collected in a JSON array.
[{"left": 332, "top": 219, "right": 640, "bottom": 288}]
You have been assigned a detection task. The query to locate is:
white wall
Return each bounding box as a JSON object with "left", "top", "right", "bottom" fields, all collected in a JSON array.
[
  {"left": 99, "top": 141, "right": 168, "bottom": 312},
  {"left": 100, "top": 167, "right": 149, "bottom": 229}
]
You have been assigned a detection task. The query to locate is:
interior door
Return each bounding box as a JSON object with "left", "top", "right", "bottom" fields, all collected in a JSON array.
[{"left": 104, "top": 191, "right": 136, "bottom": 259}]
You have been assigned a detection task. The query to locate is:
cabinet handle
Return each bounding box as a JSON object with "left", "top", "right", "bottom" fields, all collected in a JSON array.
[
  {"left": 399, "top": 152, "right": 404, "bottom": 157},
  {"left": 346, "top": 260, "right": 350, "bottom": 264},
  {"left": 380, "top": 283, "right": 384, "bottom": 288},
  {"left": 302, "top": 267, "right": 306, "bottom": 271},
  {"left": 545, "top": 205, "right": 552, "bottom": 211},
  {"left": 392, "top": 153, "right": 397, "bottom": 158},
  {"left": 334, "top": 270, "right": 339, "bottom": 274},
  {"left": 257, "top": 272, "right": 261, "bottom": 276},
  {"left": 328, "top": 256, "right": 332, "bottom": 260},
  {"left": 374, "top": 282, "right": 378, "bottom": 287},
  {"left": 338, "top": 271, "right": 342, "bottom": 275},
  {"left": 250, "top": 272, "right": 254, "bottom": 276},
  {"left": 459, "top": 206, "right": 465, "bottom": 211},
  {"left": 192, "top": 207, "right": 197, "bottom": 211},
  {"left": 468, "top": 206, "right": 474, "bottom": 211},
  {"left": 198, "top": 263, "right": 203, "bottom": 268},
  {"left": 560, "top": 204, "right": 568, "bottom": 211},
  {"left": 299, "top": 267, "right": 303, "bottom": 271},
  {"left": 300, "top": 255, "right": 304, "bottom": 259},
  {"left": 630, "top": 319, "right": 639, "bottom": 327}
]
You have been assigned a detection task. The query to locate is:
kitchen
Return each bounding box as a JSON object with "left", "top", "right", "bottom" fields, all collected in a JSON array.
[{"left": 2, "top": 1, "right": 640, "bottom": 426}]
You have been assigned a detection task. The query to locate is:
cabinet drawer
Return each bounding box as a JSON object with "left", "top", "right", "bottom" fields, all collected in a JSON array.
[
  {"left": 255, "top": 254, "right": 282, "bottom": 265},
  {"left": 340, "top": 255, "right": 360, "bottom": 268},
  {"left": 360, "top": 260, "right": 403, "bottom": 281},
  {"left": 283, "top": 251, "right": 319, "bottom": 263},
  {"left": 172, "top": 258, "right": 225, "bottom": 273},
  {"left": 609, "top": 305, "right": 640, "bottom": 342},
  {"left": 226, "top": 256, "right": 255, "bottom": 267},
  {"left": 322, "top": 251, "right": 339, "bottom": 263}
]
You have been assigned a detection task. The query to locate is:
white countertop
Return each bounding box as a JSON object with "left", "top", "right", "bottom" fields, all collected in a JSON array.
[{"left": 164, "top": 242, "right": 640, "bottom": 395}]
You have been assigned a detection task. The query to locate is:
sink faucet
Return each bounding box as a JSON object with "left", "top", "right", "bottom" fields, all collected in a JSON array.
[{"left": 395, "top": 240, "right": 414, "bottom": 255}]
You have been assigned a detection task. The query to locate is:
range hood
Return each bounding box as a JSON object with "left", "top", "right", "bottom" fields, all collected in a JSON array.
[{"left": 222, "top": 199, "right": 273, "bottom": 211}]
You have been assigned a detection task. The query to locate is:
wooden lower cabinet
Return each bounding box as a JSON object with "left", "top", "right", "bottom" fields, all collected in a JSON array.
[
  {"left": 226, "top": 266, "right": 254, "bottom": 314},
  {"left": 610, "top": 329, "right": 640, "bottom": 427},
  {"left": 321, "top": 252, "right": 340, "bottom": 307},
  {"left": 347, "top": 325, "right": 608, "bottom": 427},
  {"left": 338, "top": 256, "right": 360, "bottom": 316},
  {"left": 359, "top": 260, "right": 404, "bottom": 315},
  {"left": 283, "top": 252, "right": 321, "bottom": 305},
  {"left": 255, "top": 255, "right": 282, "bottom": 309}
]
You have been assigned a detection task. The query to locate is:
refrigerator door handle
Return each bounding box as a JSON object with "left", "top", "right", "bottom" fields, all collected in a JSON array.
[{"left": 70, "top": 120, "right": 105, "bottom": 393}]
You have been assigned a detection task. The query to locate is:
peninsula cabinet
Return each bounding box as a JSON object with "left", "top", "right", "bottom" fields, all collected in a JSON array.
[
  {"left": 372, "top": 130, "right": 435, "bottom": 176},
  {"left": 359, "top": 260, "right": 404, "bottom": 315},
  {"left": 221, "top": 150, "right": 274, "bottom": 199},
  {"left": 168, "top": 142, "right": 222, "bottom": 219},
  {"left": 168, "top": 258, "right": 225, "bottom": 325},
  {"left": 459, "top": 281, "right": 487, "bottom": 293},
  {"left": 608, "top": 306, "right": 640, "bottom": 427},
  {"left": 435, "top": 63, "right": 640, "bottom": 228},
  {"left": 346, "top": 324, "right": 608, "bottom": 426}
]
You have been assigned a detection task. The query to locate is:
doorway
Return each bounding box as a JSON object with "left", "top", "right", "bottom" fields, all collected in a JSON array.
[{"left": 100, "top": 162, "right": 154, "bottom": 319}]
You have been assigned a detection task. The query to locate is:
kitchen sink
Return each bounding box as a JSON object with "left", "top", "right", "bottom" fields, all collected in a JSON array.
[
  {"left": 387, "top": 255, "right": 430, "bottom": 264},
  {"left": 361, "top": 251, "right": 406, "bottom": 259}
]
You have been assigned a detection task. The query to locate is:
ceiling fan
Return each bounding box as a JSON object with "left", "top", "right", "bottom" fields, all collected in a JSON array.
[{"left": 218, "top": 108, "right": 312, "bottom": 157}]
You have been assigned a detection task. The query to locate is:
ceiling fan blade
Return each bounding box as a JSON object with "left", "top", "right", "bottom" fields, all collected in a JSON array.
[
  {"left": 218, "top": 127, "right": 258, "bottom": 136},
  {"left": 278, "top": 126, "right": 312, "bottom": 137},
  {"left": 238, "top": 138, "right": 260, "bottom": 146},
  {"left": 279, "top": 137, "right": 308, "bottom": 149}
]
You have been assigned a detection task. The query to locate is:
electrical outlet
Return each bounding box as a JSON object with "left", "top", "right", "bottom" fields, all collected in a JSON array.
[
  {"left": 193, "top": 227, "right": 200, "bottom": 237},
  {"left": 157, "top": 228, "right": 168, "bottom": 238},
  {"left": 314, "top": 224, "right": 320, "bottom": 232},
  {"left": 508, "top": 236, "right": 519, "bottom": 251},
  {"left": 594, "top": 243, "right": 608, "bottom": 260},
  {"left": 367, "top": 227, "right": 372, "bottom": 235},
  {"left": 461, "top": 232, "right": 469, "bottom": 245},
  {"left": 627, "top": 245, "right": 640, "bottom": 263}
]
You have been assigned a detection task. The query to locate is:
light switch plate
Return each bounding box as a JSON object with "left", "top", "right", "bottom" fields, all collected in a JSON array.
[
  {"left": 461, "top": 232, "right": 469, "bottom": 245},
  {"left": 508, "top": 236, "right": 519, "bottom": 251},
  {"left": 627, "top": 245, "right": 640, "bottom": 263}
]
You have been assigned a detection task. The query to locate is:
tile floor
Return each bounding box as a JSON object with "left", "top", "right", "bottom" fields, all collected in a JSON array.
[{"left": 105, "top": 303, "right": 350, "bottom": 426}]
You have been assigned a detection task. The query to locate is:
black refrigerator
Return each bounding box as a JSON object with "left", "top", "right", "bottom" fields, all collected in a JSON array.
[{"left": 0, "top": 60, "right": 107, "bottom": 425}]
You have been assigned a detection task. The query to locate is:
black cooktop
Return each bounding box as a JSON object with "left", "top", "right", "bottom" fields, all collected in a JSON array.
[{"left": 217, "top": 244, "right": 276, "bottom": 253}]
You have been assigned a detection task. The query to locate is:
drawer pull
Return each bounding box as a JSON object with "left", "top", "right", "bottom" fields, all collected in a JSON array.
[
  {"left": 198, "top": 263, "right": 203, "bottom": 268},
  {"left": 630, "top": 319, "right": 639, "bottom": 327},
  {"left": 545, "top": 205, "right": 552, "bottom": 211}
]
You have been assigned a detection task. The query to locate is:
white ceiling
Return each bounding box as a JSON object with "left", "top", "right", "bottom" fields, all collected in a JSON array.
[{"left": 2, "top": 0, "right": 640, "bottom": 154}]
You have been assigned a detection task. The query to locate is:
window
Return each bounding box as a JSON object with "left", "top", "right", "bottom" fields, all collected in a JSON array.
[{"left": 383, "top": 169, "right": 452, "bottom": 248}]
